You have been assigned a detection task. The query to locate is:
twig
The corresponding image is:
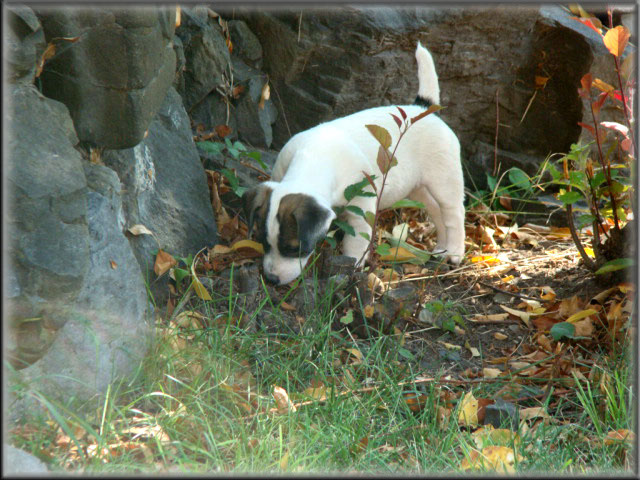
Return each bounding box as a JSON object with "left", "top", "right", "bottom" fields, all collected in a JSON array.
[
  {"left": 476, "top": 280, "right": 542, "bottom": 302},
  {"left": 493, "top": 87, "right": 500, "bottom": 177}
]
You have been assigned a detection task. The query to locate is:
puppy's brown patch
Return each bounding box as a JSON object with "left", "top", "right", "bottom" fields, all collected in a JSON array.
[
  {"left": 277, "top": 193, "right": 332, "bottom": 257},
  {"left": 242, "top": 184, "right": 272, "bottom": 249}
]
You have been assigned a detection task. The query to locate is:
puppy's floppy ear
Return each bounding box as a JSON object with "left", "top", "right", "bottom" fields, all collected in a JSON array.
[
  {"left": 241, "top": 184, "right": 272, "bottom": 237},
  {"left": 278, "top": 194, "right": 336, "bottom": 253}
]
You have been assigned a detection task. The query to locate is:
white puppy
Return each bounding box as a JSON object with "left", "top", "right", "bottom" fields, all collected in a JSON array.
[{"left": 242, "top": 42, "right": 465, "bottom": 285}]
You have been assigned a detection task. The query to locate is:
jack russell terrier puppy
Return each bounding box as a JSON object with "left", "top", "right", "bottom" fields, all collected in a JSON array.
[{"left": 242, "top": 42, "right": 465, "bottom": 285}]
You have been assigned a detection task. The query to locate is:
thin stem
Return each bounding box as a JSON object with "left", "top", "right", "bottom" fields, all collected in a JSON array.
[
  {"left": 590, "top": 102, "right": 621, "bottom": 231},
  {"left": 567, "top": 204, "right": 596, "bottom": 270}
]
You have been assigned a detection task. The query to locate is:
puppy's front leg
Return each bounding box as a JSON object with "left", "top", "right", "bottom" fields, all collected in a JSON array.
[{"left": 340, "top": 198, "right": 376, "bottom": 265}]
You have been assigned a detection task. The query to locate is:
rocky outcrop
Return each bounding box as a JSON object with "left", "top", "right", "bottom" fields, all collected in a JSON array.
[
  {"left": 232, "top": 5, "right": 630, "bottom": 187},
  {"left": 5, "top": 5, "right": 46, "bottom": 84},
  {"left": 175, "top": 6, "right": 278, "bottom": 148},
  {"left": 3, "top": 444, "right": 49, "bottom": 475},
  {"left": 34, "top": 6, "right": 177, "bottom": 149},
  {"left": 103, "top": 87, "right": 218, "bottom": 301}
]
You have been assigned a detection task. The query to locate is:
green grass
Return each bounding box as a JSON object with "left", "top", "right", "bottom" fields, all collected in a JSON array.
[{"left": 7, "top": 269, "right": 636, "bottom": 474}]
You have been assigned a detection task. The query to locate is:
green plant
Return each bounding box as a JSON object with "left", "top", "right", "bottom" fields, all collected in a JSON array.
[
  {"left": 197, "top": 138, "right": 268, "bottom": 197},
  {"left": 550, "top": 10, "right": 635, "bottom": 276}
]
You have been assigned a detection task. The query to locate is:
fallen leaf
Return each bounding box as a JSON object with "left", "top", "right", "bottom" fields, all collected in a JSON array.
[
  {"left": 110, "top": 260, "right": 117, "bottom": 269},
  {"left": 604, "top": 429, "right": 635, "bottom": 445},
  {"left": 500, "top": 305, "right": 531, "bottom": 328},
  {"left": 439, "top": 341, "right": 461, "bottom": 351},
  {"left": 211, "top": 244, "right": 233, "bottom": 255},
  {"left": 471, "top": 313, "right": 510, "bottom": 323},
  {"left": 280, "top": 301, "right": 296, "bottom": 312},
  {"left": 460, "top": 446, "right": 519, "bottom": 473},
  {"left": 128, "top": 224, "right": 154, "bottom": 236},
  {"left": 231, "top": 239, "right": 264, "bottom": 254},
  {"left": 471, "top": 255, "right": 501, "bottom": 265},
  {"left": 258, "top": 82, "right": 271, "bottom": 109},
  {"left": 493, "top": 332, "right": 508, "bottom": 340},
  {"left": 379, "top": 246, "right": 416, "bottom": 261},
  {"left": 465, "top": 340, "right": 480, "bottom": 357},
  {"left": 520, "top": 406, "right": 549, "bottom": 421},
  {"left": 273, "top": 385, "right": 296, "bottom": 413},
  {"left": 279, "top": 450, "right": 290, "bottom": 470},
  {"left": 458, "top": 391, "right": 479, "bottom": 427},
  {"left": 154, "top": 249, "right": 177, "bottom": 277},
  {"left": 566, "top": 308, "right": 597, "bottom": 324},
  {"left": 483, "top": 368, "right": 502, "bottom": 379},
  {"left": 192, "top": 277, "right": 212, "bottom": 301},
  {"left": 573, "top": 317, "right": 594, "bottom": 337}
]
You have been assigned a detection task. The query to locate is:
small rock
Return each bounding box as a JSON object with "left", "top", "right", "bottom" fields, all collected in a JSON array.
[
  {"left": 3, "top": 444, "right": 49, "bottom": 475},
  {"left": 484, "top": 399, "right": 519, "bottom": 430},
  {"left": 234, "top": 265, "right": 260, "bottom": 294}
]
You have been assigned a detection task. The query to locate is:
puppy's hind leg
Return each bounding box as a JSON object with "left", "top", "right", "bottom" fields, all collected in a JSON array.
[
  {"left": 409, "top": 187, "right": 447, "bottom": 255},
  {"left": 410, "top": 185, "right": 465, "bottom": 264}
]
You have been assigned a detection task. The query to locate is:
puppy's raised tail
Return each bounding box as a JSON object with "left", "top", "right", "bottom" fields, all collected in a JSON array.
[{"left": 414, "top": 41, "right": 440, "bottom": 107}]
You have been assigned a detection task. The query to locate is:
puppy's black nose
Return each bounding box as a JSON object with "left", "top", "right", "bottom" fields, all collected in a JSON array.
[{"left": 263, "top": 272, "right": 280, "bottom": 285}]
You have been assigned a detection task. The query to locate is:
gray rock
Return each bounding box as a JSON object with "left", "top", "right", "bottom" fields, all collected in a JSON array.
[
  {"left": 5, "top": 85, "right": 89, "bottom": 367},
  {"left": 103, "top": 87, "right": 217, "bottom": 303},
  {"left": 175, "top": 6, "right": 231, "bottom": 112},
  {"left": 229, "top": 20, "right": 263, "bottom": 67},
  {"left": 484, "top": 399, "right": 519, "bottom": 430},
  {"left": 5, "top": 5, "right": 46, "bottom": 84},
  {"left": 35, "top": 6, "right": 177, "bottom": 149},
  {"left": 3, "top": 444, "right": 49, "bottom": 475}
]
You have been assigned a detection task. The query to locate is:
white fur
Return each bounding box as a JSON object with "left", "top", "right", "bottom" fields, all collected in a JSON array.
[{"left": 261, "top": 43, "right": 465, "bottom": 285}]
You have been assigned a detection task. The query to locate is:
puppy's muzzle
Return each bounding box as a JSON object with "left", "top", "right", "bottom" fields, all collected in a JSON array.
[{"left": 263, "top": 271, "right": 280, "bottom": 285}]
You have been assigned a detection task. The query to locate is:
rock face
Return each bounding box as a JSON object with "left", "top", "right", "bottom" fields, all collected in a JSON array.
[
  {"left": 35, "top": 6, "right": 177, "bottom": 149},
  {"left": 233, "top": 5, "right": 628, "bottom": 187},
  {"left": 103, "top": 87, "right": 218, "bottom": 301},
  {"left": 6, "top": 85, "right": 90, "bottom": 368},
  {"left": 5, "top": 5, "right": 46, "bottom": 84},
  {"left": 5, "top": 85, "right": 153, "bottom": 414},
  {"left": 175, "top": 6, "right": 278, "bottom": 148}
]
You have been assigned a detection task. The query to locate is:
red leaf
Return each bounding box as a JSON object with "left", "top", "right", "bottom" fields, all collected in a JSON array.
[
  {"left": 390, "top": 113, "right": 402, "bottom": 128},
  {"left": 571, "top": 16, "right": 603, "bottom": 36},
  {"left": 397, "top": 106, "right": 407, "bottom": 121},
  {"left": 362, "top": 171, "right": 378, "bottom": 193},
  {"left": 578, "top": 122, "right": 596, "bottom": 138},
  {"left": 580, "top": 73, "right": 593, "bottom": 92},
  {"left": 600, "top": 121, "right": 629, "bottom": 138}
]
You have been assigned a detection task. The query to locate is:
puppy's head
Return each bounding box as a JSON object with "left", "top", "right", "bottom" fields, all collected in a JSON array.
[{"left": 242, "top": 184, "right": 335, "bottom": 285}]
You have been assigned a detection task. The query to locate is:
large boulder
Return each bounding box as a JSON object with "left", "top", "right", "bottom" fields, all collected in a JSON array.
[
  {"left": 232, "top": 5, "right": 631, "bottom": 187},
  {"left": 34, "top": 6, "right": 177, "bottom": 149},
  {"left": 3, "top": 444, "right": 49, "bottom": 475},
  {"left": 103, "top": 87, "right": 218, "bottom": 301},
  {"left": 5, "top": 85, "right": 90, "bottom": 369},
  {"left": 5, "top": 85, "right": 153, "bottom": 416}
]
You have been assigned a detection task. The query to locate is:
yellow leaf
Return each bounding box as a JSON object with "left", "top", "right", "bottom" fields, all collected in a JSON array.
[
  {"left": 154, "top": 249, "right": 177, "bottom": 277},
  {"left": 592, "top": 79, "right": 615, "bottom": 93},
  {"left": 273, "top": 385, "right": 296, "bottom": 413},
  {"left": 379, "top": 246, "right": 416, "bottom": 261},
  {"left": 566, "top": 308, "right": 597, "bottom": 324},
  {"left": 192, "top": 276, "right": 212, "bottom": 301},
  {"left": 471, "top": 255, "right": 501, "bottom": 265},
  {"left": 211, "top": 244, "right": 233, "bottom": 255},
  {"left": 472, "top": 426, "right": 521, "bottom": 448},
  {"left": 493, "top": 332, "right": 508, "bottom": 341},
  {"left": 458, "top": 391, "right": 479, "bottom": 427},
  {"left": 471, "top": 313, "right": 510, "bottom": 323},
  {"left": 363, "top": 304, "right": 375, "bottom": 318},
  {"left": 500, "top": 305, "right": 531, "bottom": 328},
  {"left": 540, "top": 287, "right": 556, "bottom": 301},
  {"left": 438, "top": 341, "right": 461, "bottom": 351},
  {"left": 231, "top": 239, "right": 264, "bottom": 254},
  {"left": 500, "top": 275, "right": 515, "bottom": 283},
  {"left": 279, "top": 450, "right": 290, "bottom": 470},
  {"left": 603, "top": 25, "right": 630, "bottom": 57},
  {"left": 465, "top": 340, "right": 480, "bottom": 357},
  {"left": 303, "top": 386, "right": 328, "bottom": 401}
]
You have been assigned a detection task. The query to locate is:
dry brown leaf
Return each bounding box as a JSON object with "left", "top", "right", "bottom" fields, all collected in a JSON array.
[
  {"left": 493, "top": 332, "right": 508, "bottom": 340},
  {"left": 128, "top": 224, "right": 154, "bottom": 236},
  {"left": 604, "top": 429, "right": 635, "bottom": 445},
  {"left": 154, "top": 249, "right": 177, "bottom": 277},
  {"left": 258, "top": 82, "right": 271, "bottom": 109},
  {"left": 520, "top": 406, "right": 549, "bottom": 421},
  {"left": 273, "top": 385, "right": 296, "bottom": 413},
  {"left": 483, "top": 368, "right": 502, "bottom": 379},
  {"left": 109, "top": 260, "right": 117, "bottom": 269}
]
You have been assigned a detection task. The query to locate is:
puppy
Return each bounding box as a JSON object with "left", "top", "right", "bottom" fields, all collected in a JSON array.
[{"left": 242, "top": 42, "right": 465, "bottom": 285}]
